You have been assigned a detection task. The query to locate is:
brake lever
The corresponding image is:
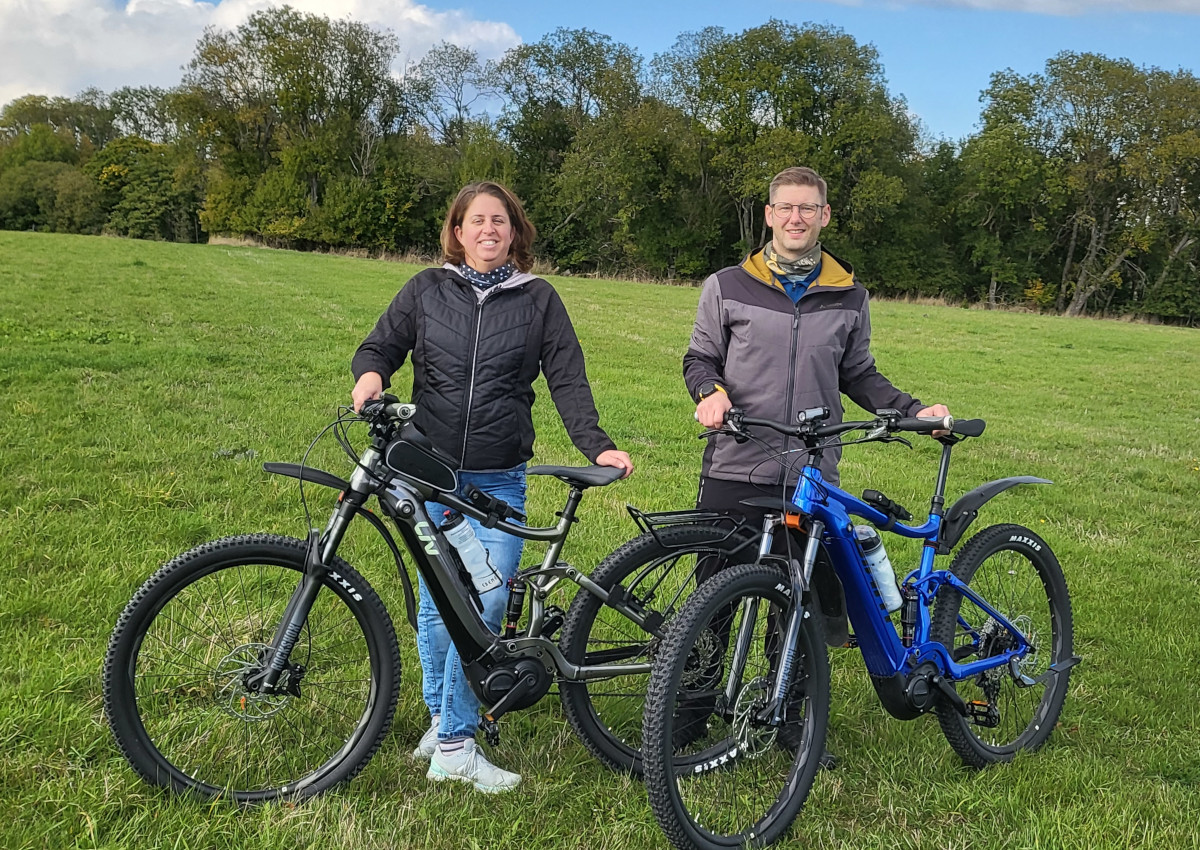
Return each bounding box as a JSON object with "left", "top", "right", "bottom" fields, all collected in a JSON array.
[{"left": 880, "top": 434, "right": 913, "bottom": 449}]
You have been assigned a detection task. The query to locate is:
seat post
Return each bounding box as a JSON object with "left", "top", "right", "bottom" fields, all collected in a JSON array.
[{"left": 537, "top": 487, "right": 584, "bottom": 569}]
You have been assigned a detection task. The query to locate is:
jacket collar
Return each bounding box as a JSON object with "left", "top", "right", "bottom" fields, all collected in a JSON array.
[
  {"left": 443, "top": 263, "right": 539, "bottom": 300},
  {"left": 740, "top": 247, "right": 856, "bottom": 292}
]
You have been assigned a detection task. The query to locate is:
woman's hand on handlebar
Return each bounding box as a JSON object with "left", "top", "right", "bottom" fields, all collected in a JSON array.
[
  {"left": 351, "top": 372, "right": 384, "bottom": 413},
  {"left": 695, "top": 391, "right": 733, "bottom": 428},
  {"left": 595, "top": 448, "right": 634, "bottom": 479}
]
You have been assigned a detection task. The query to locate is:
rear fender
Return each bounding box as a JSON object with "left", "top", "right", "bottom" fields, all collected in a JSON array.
[{"left": 938, "top": 476, "right": 1051, "bottom": 554}]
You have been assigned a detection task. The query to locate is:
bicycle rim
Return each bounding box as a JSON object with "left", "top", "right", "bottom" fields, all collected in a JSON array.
[
  {"left": 645, "top": 564, "right": 829, "bottom": 849},
  {"left": 107, "top": 539, "right": 392, "bottom": 800},
  {"left": 934, "top": 525, "right": 1072, "bottom": 762},
  {"left": 561, "top": 534, "right": 728, "bottom": 770}
]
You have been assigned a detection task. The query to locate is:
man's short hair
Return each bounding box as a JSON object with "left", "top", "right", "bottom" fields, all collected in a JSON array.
[{"left": 769, "top": 167, "right": 827, "bottom": 205}]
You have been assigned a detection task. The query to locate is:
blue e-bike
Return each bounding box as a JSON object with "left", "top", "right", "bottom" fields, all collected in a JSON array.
[{"left": 642, "top": 407, "right": 1079, "bottom": 850}]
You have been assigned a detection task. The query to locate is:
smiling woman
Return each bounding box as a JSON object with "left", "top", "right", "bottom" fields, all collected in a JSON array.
[
  {"left": 348, "top": 180, "right": 634, "bottom": 792},
  {"left": 452, "top": 193, "right": 514, "bottom": 272}
]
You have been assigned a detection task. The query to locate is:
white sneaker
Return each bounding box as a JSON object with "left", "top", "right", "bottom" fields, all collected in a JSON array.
[
  {"left": 426, "top": 739, "right": 521, "bottom": 793},
  {"left": 411, "top": 715, "right": 440, "bottom": 761}
]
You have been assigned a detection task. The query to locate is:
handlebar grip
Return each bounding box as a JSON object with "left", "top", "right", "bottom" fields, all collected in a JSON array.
[
  {"left": 951, "top": 418, "right": 986, "bottom": 438},
  {"left": 892, "top": 416, "right": 986, "bottom": 438},
  {"left": 893, "top": 415, "right": 953, "bottom": 433},
  {"left": 385, "top": 402, "right": 417, "bottom": 422}
]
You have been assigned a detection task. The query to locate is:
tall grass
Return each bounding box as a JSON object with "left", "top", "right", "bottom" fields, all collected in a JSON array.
[{"left": 1, "top": 231, "right": 1198, "bottom": 849}]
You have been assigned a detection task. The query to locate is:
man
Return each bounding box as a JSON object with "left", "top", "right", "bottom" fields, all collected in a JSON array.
[
  {"left": 683, "top": 165, "right": 948, "bottom": 655},
  {"left": 687, "top": 165, "right": 948, "bottom": 482}
]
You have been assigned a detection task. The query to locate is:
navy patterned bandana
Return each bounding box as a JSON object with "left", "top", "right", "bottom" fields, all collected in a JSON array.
[{"left": 457, "top": 261, "right": 518, "bottom": 289}]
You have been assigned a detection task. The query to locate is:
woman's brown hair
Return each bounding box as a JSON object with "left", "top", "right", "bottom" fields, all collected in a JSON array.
[{"left": 440, "top": 181, "right": 537, "bottom": 272}]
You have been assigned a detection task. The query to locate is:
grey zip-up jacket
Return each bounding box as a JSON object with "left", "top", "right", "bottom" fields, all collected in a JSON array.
[
  {"left": 353, "top": 265, "right": 616, "bottom": 470},
  {"left": 684, "top": 248, "right": 922, "bottom": 486}
]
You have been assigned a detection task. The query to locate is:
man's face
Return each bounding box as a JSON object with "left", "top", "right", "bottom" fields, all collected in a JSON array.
[{"left": 765, "top": 183, "right": 830, "bottom": 260}]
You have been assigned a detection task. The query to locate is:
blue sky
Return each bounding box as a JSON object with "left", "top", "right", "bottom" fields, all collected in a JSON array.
[
  {"left": 426, "top": 0, "right": 1200, "bottom": 141},
  {"left": 2, "top": 0, "right": 1198, "bottom": 142}
]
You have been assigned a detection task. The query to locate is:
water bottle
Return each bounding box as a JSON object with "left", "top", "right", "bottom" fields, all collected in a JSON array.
[
  {"left": 439, "top": 510, "right": 501, "bottom": 593},
  {"left": 854, "top": 525, "right": 902, "bottom": 613}
]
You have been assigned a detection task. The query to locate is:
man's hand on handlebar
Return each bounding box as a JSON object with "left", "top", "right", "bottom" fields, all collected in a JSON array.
[
  {"left": 915, "top": 404, "right": 951, "bottom": 437},
  {"left": 695, "top": 391, "right": 733, "bottom": 429}
]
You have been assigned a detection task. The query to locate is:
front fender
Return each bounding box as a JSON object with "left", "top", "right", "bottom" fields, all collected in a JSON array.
[
  {"left": 263, "top": 461, "right": 417, "bottom": 631},
  {"left": 939, "top": 476, "right": 1051, "bottom": 553},
  {"left": 263, "top": 462, "right": 350, "bottom": 493}
]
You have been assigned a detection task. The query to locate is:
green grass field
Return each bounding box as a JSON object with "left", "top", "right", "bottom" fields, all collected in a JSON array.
[{"left": 2, "top": 230, "right": 1199, "bottom": 850}]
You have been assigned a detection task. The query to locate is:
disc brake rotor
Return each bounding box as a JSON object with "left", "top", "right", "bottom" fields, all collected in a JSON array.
[
  {"left": 213, "top": 643, "right": 290, "bottom": 721},
  {"left": 731, "top": 677, "right": 776, "bottom": 758}
]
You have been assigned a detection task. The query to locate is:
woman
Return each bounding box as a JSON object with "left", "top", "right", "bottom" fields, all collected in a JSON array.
[{"left": 351, "top": 181, "right": 633, "bottom": 793}]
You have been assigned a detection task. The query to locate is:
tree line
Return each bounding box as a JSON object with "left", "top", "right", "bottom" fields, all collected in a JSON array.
[{"left": 2, "top": 7, "right": 1198, "bottom": 321}]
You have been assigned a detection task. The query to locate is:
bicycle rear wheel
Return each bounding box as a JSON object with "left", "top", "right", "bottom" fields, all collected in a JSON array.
[
  {"left": 642, "top": 563, "right": 829, "bottom": 850},
  {"left": 103, "top": 534, "right": 400, "bottom": 802},
  {"left": 558, "top": 524, "right": 754, "bottom": 774},
  {"left": 931, "top": 523, "right": 1073, "bottom": 767}
]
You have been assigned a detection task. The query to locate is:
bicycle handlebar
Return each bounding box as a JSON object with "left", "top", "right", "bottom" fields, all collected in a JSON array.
[{"left": 723, "top": 408, "right": 986, "bottom": 442}]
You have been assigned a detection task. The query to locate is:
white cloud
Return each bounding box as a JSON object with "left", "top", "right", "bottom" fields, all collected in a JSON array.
[
  {"left": 0, "top": 0, "right": 519, "bottom": 107},
  {"left": 830, "top": 0, "right": 1200, "bottom": 11}
]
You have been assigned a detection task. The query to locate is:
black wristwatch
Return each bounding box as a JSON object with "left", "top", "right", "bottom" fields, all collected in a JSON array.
[{"left": 696, "top": 381, "right": 726, "bottom": 402}]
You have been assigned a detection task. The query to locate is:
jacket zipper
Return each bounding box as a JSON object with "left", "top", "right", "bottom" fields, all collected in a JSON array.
[
  {"left": 782, "top": 300, "right": 801, "bottom": 486},
  {"left": 459, "top": 279, "right": 526, "bottom": 465},
  {"left": 460, "top": 295, "right": 485, "bottom": 465}
]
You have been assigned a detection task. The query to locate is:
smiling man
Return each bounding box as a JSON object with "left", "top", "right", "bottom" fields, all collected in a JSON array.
[
  {"left": 686, "top": 165, "right": 947, "bottom": 488},
  {"left": 683, "top": 166, "right": 949, "bottom": 683}
]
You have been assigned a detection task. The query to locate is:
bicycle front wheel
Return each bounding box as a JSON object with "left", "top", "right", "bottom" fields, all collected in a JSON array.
[
  {"left": 931, "top": 523, "right": 1074, "bottom": 767},
  {"left": 103, "top": 534, "right": 400, "bottom": 802},
  {"left": 558, "top": 524, "right": 755, "bottom": 775},
  {"left": 642, "top": 563, "right": 829, "bottom": 850}
]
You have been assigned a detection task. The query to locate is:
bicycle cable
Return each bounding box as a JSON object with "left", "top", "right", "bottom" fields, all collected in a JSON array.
[{"left": 295, "top": 408, "right": 365, "bottom": 547}]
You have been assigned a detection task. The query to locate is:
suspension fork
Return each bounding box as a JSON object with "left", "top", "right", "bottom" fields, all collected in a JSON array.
[
  {"left": 720, "top": 516, "right": 781, "bottom": 706},
  {"left": 723, "top": 516, "right": 823, "bottom": 725},
  {"left": 248, "top": 492, "right": 362, "bottom": 692},
  {"left": 763, "top": 519, "right": 823, "bottom": 725}
]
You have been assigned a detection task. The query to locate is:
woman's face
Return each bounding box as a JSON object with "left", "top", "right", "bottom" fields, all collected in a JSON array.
[{"left": 455, "top": 193, "right": 514, "bottom": 273}]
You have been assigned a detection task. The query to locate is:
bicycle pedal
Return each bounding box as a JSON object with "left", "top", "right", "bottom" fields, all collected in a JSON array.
[
  {"left": 966, "top": 699, "right": 1000, "bottom": 728},
  {"left": 480, "top": 716, "right": 501, "bottom": 747}
]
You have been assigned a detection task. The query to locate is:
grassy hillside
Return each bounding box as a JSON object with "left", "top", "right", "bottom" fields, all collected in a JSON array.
[{"left": 1, "top": 231, "right": 1198, "bottom": 849}]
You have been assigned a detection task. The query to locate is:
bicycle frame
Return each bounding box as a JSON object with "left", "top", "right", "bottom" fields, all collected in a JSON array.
[
  {"left": 259, "top": 438, "right": 663, "bottom": 714},
  {"left": 375, "top": 470, "right": 661, "bottom": 683},
  {"left": 787, "top": 461, "right": 1033, "bottom": 683}
]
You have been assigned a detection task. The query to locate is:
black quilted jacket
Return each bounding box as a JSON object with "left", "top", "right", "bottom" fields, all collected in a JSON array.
[{"left": 352, "top": 266, "right": 616, "bottom": 470}]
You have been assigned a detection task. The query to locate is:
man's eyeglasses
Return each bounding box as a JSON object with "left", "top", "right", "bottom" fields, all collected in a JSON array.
[{"left": 769, "top": 202, "right": 824, "bottom": 221}]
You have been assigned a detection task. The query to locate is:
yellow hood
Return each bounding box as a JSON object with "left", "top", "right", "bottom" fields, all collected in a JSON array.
[{"left": 741, "top": 248, "right": 855, "bottom": 292}]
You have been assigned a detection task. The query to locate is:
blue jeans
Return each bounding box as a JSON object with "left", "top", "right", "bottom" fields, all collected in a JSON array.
[{"left": 419, "top": 466, "right": 527, "bottom": 739}]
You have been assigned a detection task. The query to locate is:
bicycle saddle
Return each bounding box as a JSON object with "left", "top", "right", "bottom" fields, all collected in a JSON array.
[{"left": 527, "top": 464, "right": 625, "bottom": 489}]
